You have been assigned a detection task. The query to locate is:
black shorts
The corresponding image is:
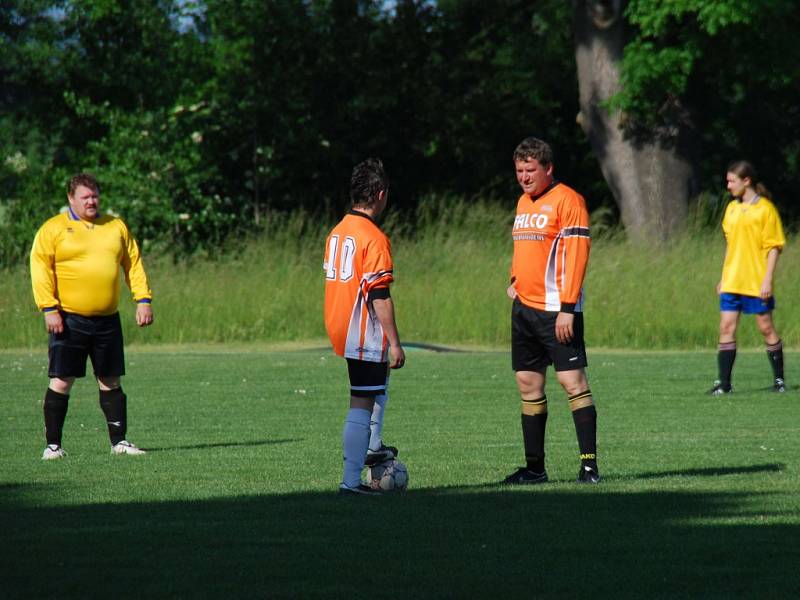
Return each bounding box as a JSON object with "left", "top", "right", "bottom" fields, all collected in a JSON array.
[
  {"left": 511, "top": 300, "right": 587, "bottom": 372},
  {"left": 346, "top": 358, "right": 389, "bottom": 398},
  {"left": 48, "top": 312, "right": 125, "bottom": 378}
]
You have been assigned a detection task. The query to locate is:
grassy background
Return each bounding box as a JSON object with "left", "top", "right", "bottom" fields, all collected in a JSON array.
[
  {"left": 2, "top": 200, "right": 798, "bottom": 350},
  {"left": 1, "top": 348, "right": 798, "bottom": 597}
]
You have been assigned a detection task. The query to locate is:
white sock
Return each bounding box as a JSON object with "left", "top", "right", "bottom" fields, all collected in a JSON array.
[
  {"left": 342, "top": 408, "right": 371, "bottom": 488},
  {"left": 369, "top": 392, "right": 389, "bottom": 452}
]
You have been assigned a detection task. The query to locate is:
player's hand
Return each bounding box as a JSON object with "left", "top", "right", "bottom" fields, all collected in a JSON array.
[
  {"left": 136, "top": 303, "right": 154, "bottom": 327},
  {"left": 760, "top": 280, "right": 772, "bottom": 301},
  {"left": 44, "top": 311, "right": 63, "bottom": 334},
  {"left": 555, "top": 312, "right": 574, "bottom": 344},
  {"left": 506, "top": 284, "right": 518, "bottom": 300},
  {"left": 389, "top": 345, "right": 405, "bottom": 369}
]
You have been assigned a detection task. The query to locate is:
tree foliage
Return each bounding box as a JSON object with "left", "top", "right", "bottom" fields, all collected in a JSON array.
[{"left": 1, "top": 0, "right": 799, "bottom": 263}]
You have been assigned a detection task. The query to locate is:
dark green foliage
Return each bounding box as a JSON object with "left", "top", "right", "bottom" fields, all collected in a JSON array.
[{"left": 1, "top": 0, "right": 799, "bottom": 263}]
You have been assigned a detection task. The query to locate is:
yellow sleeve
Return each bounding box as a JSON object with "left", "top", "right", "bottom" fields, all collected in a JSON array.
[
  {"left": 29, "top": 221, "right": 60, "bottom": 311},
  {"left": 762, "top": 202, "right": 785, "bottom": 251},
  {"left": 119, "top": 221, "right": 153, "bottom": 303}
]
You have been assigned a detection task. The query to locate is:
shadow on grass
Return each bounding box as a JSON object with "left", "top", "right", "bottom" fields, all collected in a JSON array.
[
  {"left": 1, "top": 478, "right": 798, "bottom": 598},
  {"left": 633, "top": 463, "right": 785, "bottom": 480},
  {"left": 144, "top": 439, "right": 301, "bottom": 452}
]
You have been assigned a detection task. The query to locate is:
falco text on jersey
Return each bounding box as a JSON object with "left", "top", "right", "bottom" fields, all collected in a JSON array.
[{"left": 513, "top": 213, "right": 549, "bottom": 230}]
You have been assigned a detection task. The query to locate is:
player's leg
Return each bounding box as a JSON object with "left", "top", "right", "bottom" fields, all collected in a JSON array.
[
  {"left": 755, "top": 308, "right": 784, "bottom": 391},
  {"left": 340, "top": 359, "right": 387, "bottom": 494},
  {"left": 92, "top": 313, "right": 144, "bottom": 455},
  {"left": 42, "top": 313, "right": 89, "bottom": 459},
  {"left": 555, "top": 368, "right": 599, "bottom": 483},
  {"left": 366, "top": 368, "right": 397, "bottom": 466},
  {"left": 504, "top": 300, "right": 550, "bottom": 484},
  {"left": 713, "top": 295, "right": 741, "bottom": 394}
]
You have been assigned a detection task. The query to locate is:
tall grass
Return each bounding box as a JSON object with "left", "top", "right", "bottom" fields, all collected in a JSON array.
[{"left": 1, "top": 198, "right": 797, "bottom": 349}]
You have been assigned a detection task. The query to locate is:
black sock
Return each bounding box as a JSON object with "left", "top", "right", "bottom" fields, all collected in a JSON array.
[
  {"left": 99, "top": 388, "right": 127, "bottom": 445},
  {"left": 571, "top": 405, "right": 597, "bottom": 469},
  {"left": 718, "top": 343, "right": 736, "bottom": 389},
  {"left": 766, "top": 340, "right": 784, "bottom": 380},
  {"left": 44, "top": 389, "right": 69, "bottom": 446},
  {"left": 521, "top": 412, "right": 547, "bottom": 473}
]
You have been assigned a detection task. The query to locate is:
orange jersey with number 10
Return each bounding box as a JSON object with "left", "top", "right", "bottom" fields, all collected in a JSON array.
[
  {"left": 511, "top": 182, "right": 591, "bottom": 311},
  {"left": 324, "top": 211, "right": 394, "bottom": 362}
]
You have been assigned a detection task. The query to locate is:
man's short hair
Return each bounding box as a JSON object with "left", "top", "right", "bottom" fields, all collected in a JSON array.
[
  {"left": 350, "top": 158, "right": 387, "bottom": 207},
  {"left": 67, "top": 173, "right": 100, "bottom": 196},
  {"left": 513, "top": 137, "right": 553, "bottom": 166}
]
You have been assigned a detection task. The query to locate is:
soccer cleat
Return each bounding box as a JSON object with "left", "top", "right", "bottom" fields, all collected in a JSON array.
[
  {"left": 338, "top": 484, "right": 382, "bottom": 496},
  {"left": 577, "top": 464, "right": 601, "bottom": 484},
  {"left": 773, "top": 378, "right": 786, "bottom": 393},
  {"left": 42, "top": 444, "right": 66, "bottom": 460},
  {"left": 502, "top": 467, "right": 549, "bottom": 485},
  {"left": 111, "top": 440, "right": 146, "bottom": 455},
  {"left": 708, "top": 380, "right": 732, "bottom": 396},
  {"left": 364, "top": 444, "right": 398, "bottom": 467}
]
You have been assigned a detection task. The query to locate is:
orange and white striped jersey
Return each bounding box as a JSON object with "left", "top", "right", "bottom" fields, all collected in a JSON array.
[
  {"left": 324, "top": 211, "right": 394, "bottom": 362},
  {"left": 511, "top": 182, "right": 590, "bottom": 312}
]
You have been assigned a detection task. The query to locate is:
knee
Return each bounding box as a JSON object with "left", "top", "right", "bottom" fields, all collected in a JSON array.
[
  {"left": 515, "top": 372, "right": 543, "bottom": 397},
  {"left": 97, "top": 376, "right": 121, "bottom": 391},
  {"left": 49, "top": 377, "right": 74, "bottom": 395}
]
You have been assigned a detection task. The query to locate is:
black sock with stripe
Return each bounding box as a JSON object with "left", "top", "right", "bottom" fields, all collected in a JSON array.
[
  {"left": 521, "top": 400, "right": 547, "bottom": 473},
  {"left": 571, "top": 401, "right": 597, "bottom": 469},
  {"left": 766, "top": 339, "right": 784, "bottom": 380},
  {"left": 718, "top": 342, "right": 736, "bottom": 389},
  {"left": 99, "top": 388, "right": 127, "bottom": 445}
]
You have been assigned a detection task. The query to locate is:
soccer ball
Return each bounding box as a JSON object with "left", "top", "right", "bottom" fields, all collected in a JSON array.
[{"left": 368, "top": 459, "right": 408, "bottom": 492}]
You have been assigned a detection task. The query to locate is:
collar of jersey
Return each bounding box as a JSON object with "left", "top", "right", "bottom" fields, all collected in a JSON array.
[
  {"left": 348, "top": 209, "right": 377, "bottom": 225},
  {"left": 68, "top": 206, "right": 101, "bottom": 221},
  {"left": 527, "top": 180, "right": 559, "bottom": 202}
]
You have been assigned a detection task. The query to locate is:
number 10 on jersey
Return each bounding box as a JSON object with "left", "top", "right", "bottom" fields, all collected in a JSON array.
[{"left": 325, "top": 235, "right": 356, "bottom": 282}]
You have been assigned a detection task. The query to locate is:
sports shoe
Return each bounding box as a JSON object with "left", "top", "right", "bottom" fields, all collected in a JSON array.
[
  {"left": 502, "top": 467, "right": 549, "bottom": 485},
  {"left": 577, "top": 464, "right": 601, "bottom": 484},
  {"left": 111, "top": 440, "right": 146, "bottom": 455},
  {"left": 338, "top": 484, "right": 382, "bottom": 496},
  {"left": 708, "top": 380, "right": 732, "bottom": 396},
  {"left": 364, "top": 444, "right": 398, "bottom": 467},
  {"left": 773, "top": 378, "right": 786, "bottom": 393},
  {"left": 42, "top": 444, "right": 66, "bottom": 460}
]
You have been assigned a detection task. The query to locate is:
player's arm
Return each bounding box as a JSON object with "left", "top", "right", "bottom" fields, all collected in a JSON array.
[
  {"left": 761, "top": 247, "right": 780, "bottom": 300},
  {"left": 371, "top": 289, "right": 405, "bottom": 369},
  {"left": 556, "top": 197, "right": 591, "bottom": 343},
  {"left": 29, "top": 224, "right": 63, "bottom": 333},
  {"left": 120, "top": 221, "right": 154, "bottom": 327}
]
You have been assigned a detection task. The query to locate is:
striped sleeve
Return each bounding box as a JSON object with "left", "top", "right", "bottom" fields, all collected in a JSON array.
[{"left": 558, "top": 194, "right": 591, "bottom": 307}]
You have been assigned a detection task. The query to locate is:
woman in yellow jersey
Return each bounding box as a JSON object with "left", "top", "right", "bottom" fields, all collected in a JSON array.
[{"left": 711, "top": 160, "right": 786, "bottom": 395}]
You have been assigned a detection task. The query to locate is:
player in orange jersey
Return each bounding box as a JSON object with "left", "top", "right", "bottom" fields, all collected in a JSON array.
[
  {"left": 324, "top": 158, "right": 405, "bottom": 495},
  {"left": 502, "top": 137, "right": 600, "bottom": 485}
]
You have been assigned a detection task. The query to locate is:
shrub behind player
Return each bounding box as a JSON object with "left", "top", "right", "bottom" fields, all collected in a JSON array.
[{"left": 324, "top": 158, "right": 405, "bottom": 496}]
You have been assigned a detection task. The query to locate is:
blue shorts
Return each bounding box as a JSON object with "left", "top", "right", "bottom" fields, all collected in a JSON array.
[{"left": 719, "top": 293, "right": 775, "bottom": 315}]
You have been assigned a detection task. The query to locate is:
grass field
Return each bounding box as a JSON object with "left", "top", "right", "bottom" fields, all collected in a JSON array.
[{"left": 2, "top": 347, "right": 799, "bottom": 598}]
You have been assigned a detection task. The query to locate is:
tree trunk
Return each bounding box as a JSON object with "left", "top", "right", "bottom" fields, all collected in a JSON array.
[{"left": 573, "top": 0, "right": 697, "bottom": 243}]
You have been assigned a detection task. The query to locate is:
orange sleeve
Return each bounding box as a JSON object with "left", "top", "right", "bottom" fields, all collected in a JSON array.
[
  {"left": 363, "top": 235, "right": 394, "bottom": 292},
  {"left": 558, "top": 193, "right": 591, "bottom": 307}
]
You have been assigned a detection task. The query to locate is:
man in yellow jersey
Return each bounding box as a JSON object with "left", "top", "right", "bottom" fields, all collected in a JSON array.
[
  {"left": 502, "top": 137, "right": 599, "bottom": 485},
  {"left": 710, "top": 160, "right": 786, "bottom": 395},
  {"left": 30, "top": 173, "right": 153, "bottom": 459},
  {"left": 324, "top": 158, "right": 405, "bottom": 495}
]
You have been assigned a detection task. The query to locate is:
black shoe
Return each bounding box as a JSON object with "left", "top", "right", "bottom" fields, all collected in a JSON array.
[
  {"left": 338, "top": 484, "right": 382, "bottom": 496},
  {"left": 773, "top": 378, "right": 786, "bottom": 393},
  {"left": 708, "top": 380, "right": 732, "bottom": 396},
  {"left": 364, "top": 444, "right": 398, "bottom": 467},
  {"left": 577, "top": 465, "right": 601, "bottom": 484},
  {"left": 502, "top": 467, "right": 548, "bottom": 485}
]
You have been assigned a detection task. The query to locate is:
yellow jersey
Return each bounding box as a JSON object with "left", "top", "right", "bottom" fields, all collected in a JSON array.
[
  {"left": 30, "top": 209, "right": 152, "bottom": 316},
  {"left": 720, "top": 197, "right": 785, "bottom": 297}
]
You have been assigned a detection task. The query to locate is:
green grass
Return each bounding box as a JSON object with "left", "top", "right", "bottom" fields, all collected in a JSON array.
[
  {"left": 2, "top": 348, "right": 799, "bottom": 598},
  {"left": 2, "top": 201, "right": 799, "bottom": 349}
]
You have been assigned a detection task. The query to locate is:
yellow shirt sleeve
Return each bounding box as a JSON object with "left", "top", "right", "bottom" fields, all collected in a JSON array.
[{"left": 30, "top": 216, "right": 61, "bottom": 311}]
